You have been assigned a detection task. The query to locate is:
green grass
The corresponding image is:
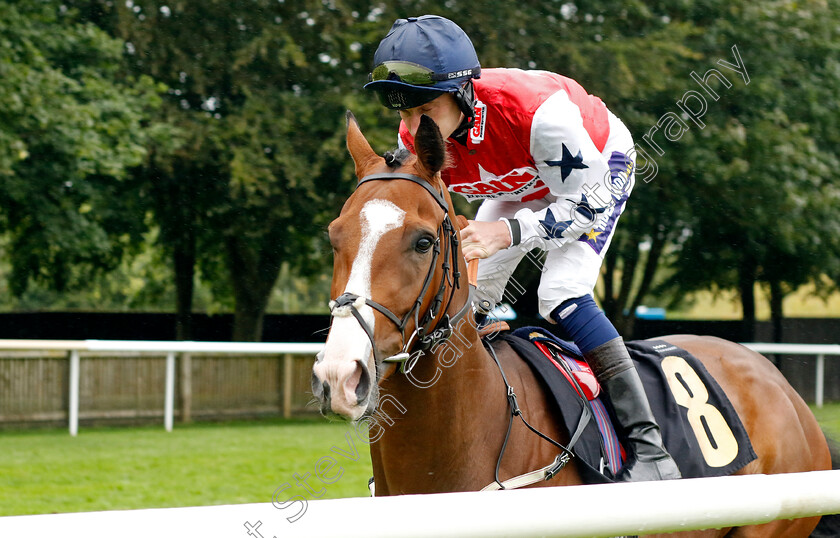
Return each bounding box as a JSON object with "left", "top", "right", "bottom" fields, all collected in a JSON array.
[
  {"left": 0, "top": 418, "right": 372, "bottom": 516},
  {"left": 812, "top": 401, "right": 840, "bottom": 441},
  {"left": 2, "top": 404, "right": 839, "bottom": 517}
]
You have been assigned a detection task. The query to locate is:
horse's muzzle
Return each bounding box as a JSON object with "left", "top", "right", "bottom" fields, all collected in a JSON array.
[{"left": 311, "top": 357, "right": 372, "bottom": 421}]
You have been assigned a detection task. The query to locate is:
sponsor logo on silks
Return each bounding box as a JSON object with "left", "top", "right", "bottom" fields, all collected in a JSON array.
[
  {"left": 577, "top": 191, "right": 627, "bottom": 255},
  {"left": 452, "top": 164, "right": 543, "bottom": 201},
  {"left": 607, "top": 150, "right": 634, "bottom": 194},
  {"left": 470, "top": 100, "right": 487, "bottom": 144}
]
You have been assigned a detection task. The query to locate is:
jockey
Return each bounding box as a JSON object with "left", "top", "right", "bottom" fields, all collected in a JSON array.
[{"left": 365, "top": 15, "right": 681, "bottom": 483}]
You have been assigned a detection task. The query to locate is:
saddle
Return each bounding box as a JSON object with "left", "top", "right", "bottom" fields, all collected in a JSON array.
[{"left": 495, "top": 327, "right": 757, "bottom": 484}]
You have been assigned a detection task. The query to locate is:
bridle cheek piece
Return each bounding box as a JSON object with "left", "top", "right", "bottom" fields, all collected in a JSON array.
[{"left": 329, "top": 172, "right": 473, "bottom": 377}]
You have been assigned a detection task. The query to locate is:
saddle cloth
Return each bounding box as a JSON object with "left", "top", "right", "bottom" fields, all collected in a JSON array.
[{"left": 500, "top": 327, "right": 757, "bottom": 484}]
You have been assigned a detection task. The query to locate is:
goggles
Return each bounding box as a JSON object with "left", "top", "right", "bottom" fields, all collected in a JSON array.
[{"left": 370, "top": 61, "right": 478, "bottom": 86}]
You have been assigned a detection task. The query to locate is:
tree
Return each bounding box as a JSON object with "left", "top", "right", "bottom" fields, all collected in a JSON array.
[
  {"left": 72, "top": 0, "right": 389, "bottom": 339},
  {"left": 447, "top": 0, "right": 840, "bottom": 338},
  {"left": 401, "top": 0, "right": 715, "bottom": 335},
  {"left": 48, "top": 0, "right": 838, "bottom": 343},
  {"left": 653, "top": 0, "right": 840, "bottom": 340},
  {"left": 0, "top": 1, "right": 163, "bottom": 297}
]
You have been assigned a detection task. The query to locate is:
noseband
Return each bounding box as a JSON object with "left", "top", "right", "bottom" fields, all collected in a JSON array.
[{"left": 329, "top": 172, "right": 473, "bottom": 375}]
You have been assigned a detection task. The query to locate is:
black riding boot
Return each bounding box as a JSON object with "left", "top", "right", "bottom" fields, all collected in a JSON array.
[{"left": 585, "top": 336, "right": 681, "bottom": 482}]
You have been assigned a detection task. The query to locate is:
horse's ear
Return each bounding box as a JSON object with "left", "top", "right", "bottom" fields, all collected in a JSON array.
[
  {"left": 346, "top": 111, "right": 380, "bottom": 178},
  {"left": 414, "top": 114, "right": 446, "bottom": 177}
]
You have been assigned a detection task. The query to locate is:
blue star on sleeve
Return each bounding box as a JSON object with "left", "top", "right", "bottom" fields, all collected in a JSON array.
[
  {"left": 545, "top": 143, "right": 589, "bottom": 181},
  {"left": 573, "top": 192, "right": 608, "bottom": 222},
  {"left": 539, "top": 210, "right": 574, "bottom": 240}
]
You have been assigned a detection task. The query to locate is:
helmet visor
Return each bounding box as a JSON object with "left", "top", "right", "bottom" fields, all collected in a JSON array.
[{"left": 370, "top": 61, "right": 478, "bottom": 86}]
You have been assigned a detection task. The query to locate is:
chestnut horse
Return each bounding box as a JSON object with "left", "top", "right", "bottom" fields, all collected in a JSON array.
[{"left": 311, "top": 113, "right": 832, "bottom": 536}]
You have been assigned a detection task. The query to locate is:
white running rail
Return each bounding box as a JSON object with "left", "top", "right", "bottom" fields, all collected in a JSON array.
[
  {"left": 741, "top": 342, "right": 840, "bottom": 408},
  {"left": 0, "top": 340, "right": 835, "bottom": 435},
  {"left": 0, "top": 470, "right": 838, "bottom": 537},
  {"left": 0, "top": 339, "right": 324, "bottom": 435}
]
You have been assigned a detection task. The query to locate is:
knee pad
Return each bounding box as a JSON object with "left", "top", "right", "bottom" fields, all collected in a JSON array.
[{"left": 549, "top": 295, "right": 620, "bottom": 354}]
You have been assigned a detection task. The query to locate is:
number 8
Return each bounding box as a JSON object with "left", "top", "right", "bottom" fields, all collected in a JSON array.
[{"left": 662, "top": 355, "right": 739, "bottom": 468}]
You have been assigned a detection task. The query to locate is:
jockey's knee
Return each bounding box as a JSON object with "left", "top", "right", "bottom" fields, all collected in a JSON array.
[{"left": 549, "top": 295, "right": 619, "bottom": 354}]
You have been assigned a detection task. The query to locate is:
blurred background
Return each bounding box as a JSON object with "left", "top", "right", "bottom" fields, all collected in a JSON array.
[{"left": 0, "top": 0, "right": 838, "bottom": 516}]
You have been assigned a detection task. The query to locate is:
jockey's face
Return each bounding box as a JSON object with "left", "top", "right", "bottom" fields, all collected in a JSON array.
[{"left": 399, "top": 93, "right": 464, "bottom": 140}]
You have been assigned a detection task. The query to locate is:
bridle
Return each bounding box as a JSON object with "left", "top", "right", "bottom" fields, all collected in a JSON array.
[
  {"left": 331, "top": 171, "right": 580, "bottom": 493},
  {"left": 328, "top": 172, "right": 473, "bottom": 376}
]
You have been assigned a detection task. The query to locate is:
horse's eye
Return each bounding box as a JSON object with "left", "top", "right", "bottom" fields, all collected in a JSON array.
[{"left": 415, "top": 237, "right": 434, "bottom": 253}]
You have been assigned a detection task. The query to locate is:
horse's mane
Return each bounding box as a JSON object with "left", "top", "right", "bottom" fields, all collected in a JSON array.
[{"left": 382, "top": 148, "right": 412, "bottom": 168}]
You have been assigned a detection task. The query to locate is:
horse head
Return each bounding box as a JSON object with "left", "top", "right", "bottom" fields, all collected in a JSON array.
[{"left": 312, "top": 112, "right": 466, "bottom": 421}]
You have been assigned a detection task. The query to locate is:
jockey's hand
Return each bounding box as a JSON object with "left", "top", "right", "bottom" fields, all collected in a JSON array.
[{"left": 460, "top": 220, "right": 511, "bottom": 261}]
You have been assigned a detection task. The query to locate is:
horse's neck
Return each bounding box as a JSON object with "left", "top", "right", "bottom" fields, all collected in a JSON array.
[
  {"left": 369, "top": 316, "right": 581, "bottom": 494},
  {"left": 369, "top": 321, "right": 509, "bottom": 493},
  {"left": 377, "top": 321, "right": 492, "bottom": 433}
]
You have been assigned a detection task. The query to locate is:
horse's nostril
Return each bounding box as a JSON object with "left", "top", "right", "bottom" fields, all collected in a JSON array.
[
  {"left": 311, "top": 371, "right": 330, "bottom": 403},
  {"left": 355, "top": 362, "right": 371, "bottom": 404},
  {"left": 311, "top": 372, "right": 323, "bottom": 397}
]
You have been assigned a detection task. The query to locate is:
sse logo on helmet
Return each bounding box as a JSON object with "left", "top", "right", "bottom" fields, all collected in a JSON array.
[{"left": 447, "top": 69, "right": 477, "bottom": 80}]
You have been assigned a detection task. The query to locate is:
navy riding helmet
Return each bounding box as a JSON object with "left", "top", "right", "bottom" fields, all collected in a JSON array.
[{"left": 365, "top": 15, "right": 481, "bottom": 121}]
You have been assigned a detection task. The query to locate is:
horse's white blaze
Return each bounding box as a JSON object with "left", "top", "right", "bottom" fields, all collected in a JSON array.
[{"left": 316, "top": 199, "right": 405, "bottom": 418}]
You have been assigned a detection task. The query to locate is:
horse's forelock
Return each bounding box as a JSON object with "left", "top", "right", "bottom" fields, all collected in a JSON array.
[{"left": 382, "top": 148, "right": 412, "bottom": 169}]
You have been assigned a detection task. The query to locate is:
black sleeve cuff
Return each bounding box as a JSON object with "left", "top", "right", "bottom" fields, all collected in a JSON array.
[{"left": 508, "top": 218, "right": 521, "bottom": 246}]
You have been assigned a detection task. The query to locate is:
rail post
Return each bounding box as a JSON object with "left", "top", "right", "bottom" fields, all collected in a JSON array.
[
  {"left": 179, "top": 353, "right": 192, "bottom": 423},
  {"left": 164, "top": 352, "right": 176, "bottom": 432},
  {"left": 282, "top": 354, "right": 293, "bottom": 419},
  {"left": 68, "top": 350, "right": 80, "bottom": 436},
  {"left": 815, "top": 354, "right": 825, "bottom": 408}
]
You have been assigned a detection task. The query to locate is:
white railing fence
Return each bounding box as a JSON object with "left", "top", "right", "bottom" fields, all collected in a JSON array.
[
  {"left": 742, "top": 343, "right": 840, "bottom": 408},
  {"left": 0, "top": 340, "right": 836, "bottom": 435},
  {"left": 0, "top": 470, "right": 838, "bottom": 537},
  {"left": 0, "top": 339, "right": 323, "bottom": 435},
  {"left": 0, "top": 341, "right": 838, "bottom": 536}
]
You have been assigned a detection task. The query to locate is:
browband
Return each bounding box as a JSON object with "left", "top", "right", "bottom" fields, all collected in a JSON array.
[{"left": 357, "top": 173, "right": 449, "bottom": 211}]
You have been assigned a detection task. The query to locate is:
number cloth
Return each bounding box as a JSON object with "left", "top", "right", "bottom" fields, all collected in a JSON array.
[{"left": 627, "top": 339, "right": 757, "bottom": 478}]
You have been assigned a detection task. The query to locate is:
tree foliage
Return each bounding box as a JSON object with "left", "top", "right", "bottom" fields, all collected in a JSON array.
[
  {"left": 2, "top": 0, "right": 838, "bottom": 342},
  {"left": 0, "top": 1, "right": 163, "bottom": 294},
  {"left": 645, "top": 0, "right": 840, "bottom": 338},
  {"left": 66, "top": 0, "right": 393, "bottom": 339}
]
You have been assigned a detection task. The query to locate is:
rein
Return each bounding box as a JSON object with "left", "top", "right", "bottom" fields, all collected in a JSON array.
[
  {"left": 481, "top": 341, "right": 589, "bottom": 491},
  {"left": 329, "top": 172, "right": 472, "bottom": 376}
]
